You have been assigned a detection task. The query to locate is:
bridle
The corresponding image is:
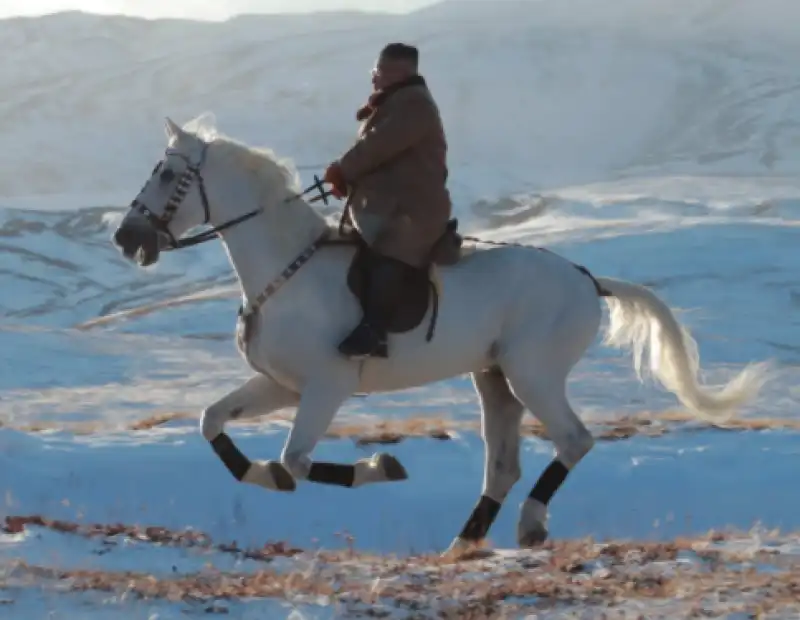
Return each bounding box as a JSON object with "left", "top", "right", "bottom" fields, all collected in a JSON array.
[
  {"left": 129, "top": 142, "right": 334, "bottom": 251},
  {"left": 126, "top": 140, "right": 612, "bottom": 341}
]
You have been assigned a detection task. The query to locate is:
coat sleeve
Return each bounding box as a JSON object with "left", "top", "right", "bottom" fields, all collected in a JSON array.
[{"left": 338, "top": 91, "right": 438, "bottom": 182}]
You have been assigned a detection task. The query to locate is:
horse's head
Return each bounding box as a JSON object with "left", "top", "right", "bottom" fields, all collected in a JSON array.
[{"left": 114, "top": 117, "right": 211, "bottom": 267}]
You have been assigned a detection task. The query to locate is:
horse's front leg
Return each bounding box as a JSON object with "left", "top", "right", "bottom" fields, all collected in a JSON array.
[
  {"left": 281, "top": 367, "right": 408, "bottom": 489},
  {"left": 201, "top": 373, "right": 300, "bottom": 491}
]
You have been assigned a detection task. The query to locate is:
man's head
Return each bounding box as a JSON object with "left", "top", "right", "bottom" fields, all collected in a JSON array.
[{"left": 371, "top": 43, "right": 419, "bottom": 91}]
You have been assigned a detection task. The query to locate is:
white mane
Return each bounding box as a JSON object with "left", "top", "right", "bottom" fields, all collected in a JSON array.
[
  {"left": 182, "top": 112, "right": 303, "bottom": 196},
  {"left": 180, "top": 113, "right": 328, "bottom": 245}
]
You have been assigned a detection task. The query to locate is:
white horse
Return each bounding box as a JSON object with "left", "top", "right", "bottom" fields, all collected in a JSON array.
[{"left": 112, "top": 114, "right": 770, "bottom": 551}]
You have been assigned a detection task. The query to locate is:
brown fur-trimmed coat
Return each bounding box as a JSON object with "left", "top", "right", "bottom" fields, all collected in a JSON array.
[{"left": 336, "top": 75, "right": 452, "bottom": 268}]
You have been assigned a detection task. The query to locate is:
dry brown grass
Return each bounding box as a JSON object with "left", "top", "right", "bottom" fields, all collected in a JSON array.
[
  {"left": 0, "top": 412, "right": 194, "bottom": 436},
  {"left": 2, "top": 515, "right": 302, "bottom": 562},
  {"left": 127, "top": 412, "right": 195, "bottom": 431},
  {"left": 3, "top": 514, "right": 800, "bottom": 617},
  {"left": 2, "top": 409, "right": 799, "bottom": 445},
  {"left": 324, "top": 410, "right": 800, "bottom": 445}
]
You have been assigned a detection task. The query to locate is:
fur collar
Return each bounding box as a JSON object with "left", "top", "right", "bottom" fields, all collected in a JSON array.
[{"left": 356, "top": 74, "right": 427, "bottom": 121}]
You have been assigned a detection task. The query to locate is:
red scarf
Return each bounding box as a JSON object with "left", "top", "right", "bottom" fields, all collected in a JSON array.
[{"left": 355, "top": 74, "right": 427, "bottom": 121}]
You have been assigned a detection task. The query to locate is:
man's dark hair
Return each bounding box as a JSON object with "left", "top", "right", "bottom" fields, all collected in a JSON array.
[{"left": 379, "top": 43, "right": 419, "bottom": 69}]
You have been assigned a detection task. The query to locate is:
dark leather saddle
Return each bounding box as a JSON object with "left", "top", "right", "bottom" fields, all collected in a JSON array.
[{"left": 345, "top": 218, "right": 464, "bottom": 342}]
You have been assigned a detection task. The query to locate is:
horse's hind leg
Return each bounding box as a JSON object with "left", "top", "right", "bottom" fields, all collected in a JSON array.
[
  {"left": 448, "top": 366, "right": 524, "bottom": 552},
  {"left": 504, "top": 370, "right": 594, "bottom": 547},
  {"left": 499, "top": 281, "right": 600, "bottom": 547}
]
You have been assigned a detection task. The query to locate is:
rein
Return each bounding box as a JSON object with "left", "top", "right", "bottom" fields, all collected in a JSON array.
[
  {"left": 130, "top": 144, "right": 607, "bottom": 301},
  {"left": 166, "top": 176, "right": 334, "bottom": 250},
  {"left": 130, "top": 143, "right": 334, "bottom": 251}
]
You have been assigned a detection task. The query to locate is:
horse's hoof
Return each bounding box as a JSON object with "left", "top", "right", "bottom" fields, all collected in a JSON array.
[
  {"left": 441, "top": 537, "right": 494, "bottom": 560},
  {"left": 517, "top": 522, "right": 548, "bottom": 548},
  {"left": 267, "top": 462, "right": 297, "bottom": 492},
  {"left": 377, "top": 453, "right": 408, "bottom": 482},
  {"left": 242, "top": 461, "right": 296, "bottom": 492},
  {"left": 443, "top": 536, "right": 471, "bottom": 556}
]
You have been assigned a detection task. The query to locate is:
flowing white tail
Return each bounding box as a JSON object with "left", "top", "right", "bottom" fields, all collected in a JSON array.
[{"left": 596, "top": 277, "right": 771, "bottom": 423}]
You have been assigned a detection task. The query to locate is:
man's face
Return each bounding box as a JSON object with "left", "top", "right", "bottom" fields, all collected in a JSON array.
[{"left": 371, "top": 57, "right": 411, "bottom": 91}]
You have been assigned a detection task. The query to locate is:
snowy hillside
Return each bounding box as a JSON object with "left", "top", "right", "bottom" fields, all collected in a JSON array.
[
  {"left": 2, "top": 0, "right": 800, "bottom": 205},
  {"left": 0, "top": 1, "right": 799, "bottom": 617}
]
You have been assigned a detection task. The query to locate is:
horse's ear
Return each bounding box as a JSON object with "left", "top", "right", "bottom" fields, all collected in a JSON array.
[{"left": 164, "top": 117, "right": 182, "bottom": 139}]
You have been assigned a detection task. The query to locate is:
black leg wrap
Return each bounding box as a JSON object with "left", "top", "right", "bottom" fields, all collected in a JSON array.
[
  {"left": 307, "top": 462, "right": 356, "bottom": 487},
  {"left": 458, "top": 495, "right": 502, "bottom": 542},
  {"left": 528, "top": 459, "right": 569, "bottom": 505},
  {"left": 210, "top": 433, "right": 251, "bottom": 481}
]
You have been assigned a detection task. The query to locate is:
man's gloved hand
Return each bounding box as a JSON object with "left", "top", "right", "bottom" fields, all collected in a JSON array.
[{"left": 323, "top": 162, "right": 348, "bottom": 199}]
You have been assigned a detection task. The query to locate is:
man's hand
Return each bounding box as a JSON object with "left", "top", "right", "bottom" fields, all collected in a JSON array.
[{"left": 323, "top": 162, "right": 348, "bottom": 199}]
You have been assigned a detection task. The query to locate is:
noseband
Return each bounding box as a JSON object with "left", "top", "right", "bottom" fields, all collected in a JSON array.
[{"left": 129, "top": 143, "right": 334, "bottom": 251}]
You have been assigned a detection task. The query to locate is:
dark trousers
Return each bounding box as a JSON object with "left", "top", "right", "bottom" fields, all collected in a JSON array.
[{"left": 338, "top": 247, "right": 412, "bottom": 358}]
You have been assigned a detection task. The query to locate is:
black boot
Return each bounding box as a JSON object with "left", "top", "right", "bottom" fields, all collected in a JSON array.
[
  {"left": 338, "top": 253, "right": 407, "bottom": 359},
  {"left": 338, "top": 322, "right": 388, "bottom": 359}
]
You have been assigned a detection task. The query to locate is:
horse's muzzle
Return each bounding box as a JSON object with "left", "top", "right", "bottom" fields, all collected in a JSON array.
[{"left": 113, "top": 220, "right": 161, "bottom": 267}]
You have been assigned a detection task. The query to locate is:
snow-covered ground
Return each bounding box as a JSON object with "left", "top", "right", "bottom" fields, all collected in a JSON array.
[{"left": 1, "top": 0, "right": 799, "bottom": 617}]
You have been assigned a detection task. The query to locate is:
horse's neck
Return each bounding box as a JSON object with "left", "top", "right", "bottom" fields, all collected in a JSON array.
[{"left": 217, "top": 194, "right": 328, "bottom": 308}]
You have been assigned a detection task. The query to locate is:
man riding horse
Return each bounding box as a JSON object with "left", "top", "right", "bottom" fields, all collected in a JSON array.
[{"left": 324, "top": 42, "right": 453, "bottom": 360}]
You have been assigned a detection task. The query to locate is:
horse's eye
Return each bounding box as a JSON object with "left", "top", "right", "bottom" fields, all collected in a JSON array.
[{"left": 159, "top": 168, "right": 176, "bottom": 183}]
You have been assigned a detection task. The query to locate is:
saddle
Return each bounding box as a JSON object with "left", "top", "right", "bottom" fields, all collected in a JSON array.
[{"left": 345, "top": 218, "right": 465, "bottom": 342}]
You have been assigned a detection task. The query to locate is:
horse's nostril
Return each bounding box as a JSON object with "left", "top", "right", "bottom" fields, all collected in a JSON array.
[
  {"left": 113, "top": 221, "right": 161, "bottom": 265},
  {"left": 114, "top": 225, "right": 141, "bottom": 252},
  {"left": 113, "top": 226, "right": 129, "bottom": 248}
]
